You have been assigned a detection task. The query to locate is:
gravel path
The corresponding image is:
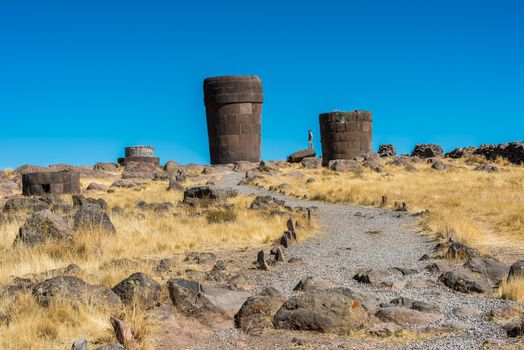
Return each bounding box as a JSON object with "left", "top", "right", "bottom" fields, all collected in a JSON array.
[{"left": 215, "top": 172, "right": 522, "bottom": 350}]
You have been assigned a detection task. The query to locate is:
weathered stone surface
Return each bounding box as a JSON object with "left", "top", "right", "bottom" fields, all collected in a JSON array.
[
  {"left": 95, "top": 343, "right": 124, "bottom": 350},
  {"left": 508, "top": 260, "right": 524, "bottom": 280},
  {"left": 431, "top": 160, "right": 452, "bottom": 170},
  {"left": 445, "top": 242, "right": 480, "bottom": 260},
  {"left": 300, "top": 157, "right": 322, "bottom": 169},
  {"left": 3, "top": 196, "right": 49, "bottom": 213},
  {"left": 72, "top": 195, "right": 108, "bottom": 210},
  {"left": 167, "top": 278, "right": 222, "bottom": 317},
  {"left": 182, "top": 186, "right": 236, "bottom": 206},
  {"left": 234, "top": 287, "right": 286, "bottom": 333},
  {"left": 475, "top": 164, "right": 499, "bottom": 173},
  {"left": 22, "top": 170, "right": 80, "bottom": 196},
  {"left": 328, "top": 159, "right": 362, "bottom": 173},
  {"left": 32, "top": 276, "right": 121, "bottom": 308},
  {"left": 438, "top": 270, "right": 491, "bottom": 293},
  {"left": 122, "top": 161, "right": 157, "bottom": 179},
  {"left": 376, "top": 307, "right": 442, "bottom": 325},
  {"left": 249, "top": 195, "right": 285, "bottom": 211},
  {"left": 110, "top": 316, "right": 140, "bottom": 350},
  {"left": 232, "top": 161, "right": 257, "bottom": 172},
  {"left": 16, "top": 209, "right": 72, "bottom": 246},
  {"left": 386, "top": 297, "right": 439, "bottom": 313},
  {"left": 112, "top": 272, "right": 161, "bottom": 309},
  {"left": 164, "top": 160, "right": 182, "bottom": 172},
  {"left": 288, "top": 149, "right": 316, "bottom": 163},
  {"left": 363, "top": 159, "right": 383, "bottom": 172},
  {"left": 71, "top": 337, "right": 88, "bottom": 350},
  {"left": 293, "top": 276, "right": 335, "bottom": 291},
  {"left": 463, "top": 257, "right": 509, "bottom": 287},
  {"left": 273, "top": 288, "right": 370, "bottom": 334},
  {"left": 368, "top": 322, "right": 402, "bottom": 337},
  {"left": 257, "top": 250, "right": 269, "bottom": 270},
  {"left": 86, "top": 182, "right": 107, "bottom": 191},
  {"left": 453, "top": 306, "right": 483, "bottom": 319},
  {"left": 378, "top": 144, "right": 397, "bottom": 157},
  {"left": 411, "top": 144, "right": 443, "bottom": 158},
  {"left": 73, "top": 204, "right": 116, "bottom": 234},
  {"left": 387, "top": 157, "right": 415, "bottom": 170}
]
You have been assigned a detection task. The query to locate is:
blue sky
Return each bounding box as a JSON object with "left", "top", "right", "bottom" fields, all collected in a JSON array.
[{"left": 0, "top": 0, "right": 522, "bottom": 168}]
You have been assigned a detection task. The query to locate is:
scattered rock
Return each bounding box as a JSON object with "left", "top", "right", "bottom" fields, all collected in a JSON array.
[
  {"left": 183, "top": 186, "right": 236, "bottom": 206},
  {"left": 184, "top": 252, "right": 216, "bottom": 265},
  {"left": 508, "top": 260, "right": 524, "bottom": 280},
  {"left": 72, "top": 195, "right": 108, "bottom": 210},
  {"left": 438, "top": 270, "right": 490, "bottom": 293},
  {"left": 16, "top": 209, "right": 72, "bottom": 246},
  {"left": 110, "top": 316, "right": 140, "bottom": 350},
  {"left": 32, "top": 276, "right": 121, "bottom": 309},
  {"left": 135, "top": 201, "right": 173, "bottom": 213},
  {"left": 3, "top": 196, "right": 49, "bottom": 213},
  {"left": 112, "top": 272, "right": 162, "bottom": 309},
  {"left": 167, "top": 278, "right": 221, "bottom": 317},
  {"left": 257, "top": 250, "right": 269, "bottom": 270},
  {"left": 273, "top": 288, "right": 370, "bottom": 334},
  {"left": 474, "top": 142, "right": 524, "bottom": 165},
  {"left": 475, "top": 164, "right": 499, "bottom": 173},
  {"left": 94, "top": 162, "right": 119, "bottom": 172},
  {"left": 293, "top": 276, "right": 335, "bottom": 291},
  {"left": 164, "top": 160, "right": 182, "bottom": 172},
  {"left": 274, "top": 246, "right": 285, "bottom": 262},
  {"left": 71, "top": 337, "right": 88, "bottom": 350},
  {"left": 86, "top": 182, "right": 106, "bottom": 191},
  {"left": 301, "top": 157, "right": 322, "bottom": 169},
  {"left": 249, "top": 195, "right": 286, "bottom": 212},
  {"left": 234, "top": 287, "right": 286, "bottom": 333},
  {"left": 387, "top": 297, "right": 439, "bottom": 313},
  {"left": 368, "top": 322, "right": 402, "bottom": 337},
  {"left": 431, "top": 160, "right": 452, "bottom": 170},
  {"left": 95, "top": 343, "right": 124, "bottom": 350},
  {"left": 122, "top": 161, "right": 157, "bottom": 179},
  {"left": 110, "top": 179, "right": 143, "bottom": 189},
  {"left": 288, "top": 149, "right": 316, "bottom": 163},
  {"left": 328, "top": 159, "right": 362, "bottom": 173},
  {"left": 463, "top": 257, "right": 509, "bottom": 287},
  {"left": 506, "top": 320, "right": 524, "bottom": 338},
  {"left": 453, "top": 306, "right": 483, "bottom": 319},
  {"left": 445, "top": 242, "right": 480, "bottom": 260},
  {"left": 73, "top": 204, "right": 116, "bottom": 234}
]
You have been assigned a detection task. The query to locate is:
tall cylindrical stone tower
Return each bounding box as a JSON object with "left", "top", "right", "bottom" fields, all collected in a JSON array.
[
  {"left": 203, "top": 75, "right": 263, "bottom": 164},
  {"left": 319, "top": 110, "right": 372, "bottom": 166}
]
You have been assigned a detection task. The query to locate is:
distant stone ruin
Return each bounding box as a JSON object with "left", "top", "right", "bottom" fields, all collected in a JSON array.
[
  {"left": 22, "top": 170, "right": 80, "bottom": 196},
  {"left": 203, "top": 75, "right": 263, "bottom": 164},
  {"left": 118, "top": 146, "right": 160, "bottom": 166},
  {"left": 319, "top": 111, "right": 372, "bottom": 166}
]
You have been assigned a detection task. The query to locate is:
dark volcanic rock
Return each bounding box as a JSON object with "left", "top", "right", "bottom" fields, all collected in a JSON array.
[
  {"left": 234, "top": 287, "right": 286, "bottom": 333},
  {"left": 287, "top": 149, "right": 316, "bottom": 163},
  {"left": 167, "top": 279, "right": 222, "bottom": 317},
  {"left": 508, "top": 260, "right": 524, "bottom": 280},
  {"left": 73, "top": 204, "right": 116, "bottom": 234},
  {"left": 249, "top": 195, "right": 286, "bottom": 211},
  {"left": 378, "top": 144, "right": 397, "bottom": 157},
  {"left": 94, "top": 162, "right": 119, "bottom": 172},
  {"left": 182, "top": 186, "right": 236, "bottom": 206},
  {"left": 376, "top": 307, "right": 442, "bottom": 325},
  {"left": 411, "top": 144, "right": 443, "bottom": 158},
  {"left": 72, "top": 195, "right": 108, "bottom": 210},
  {"left": 32, "top": 276, "right": 121, "bottom": 308},
  {"left": 168, "top": 178, "right": 185, "bottom": 191},
  {"left": 112, "top": 272, "right": 162, "bottom": 309},
  {"left": 16, "top": 209, "right": 72, "bottom": 246},
  {"left": 438, "top": 270, "right": 491, "bottom": 293},
  {"left": 3, "top": 197, "right": 49, "bottom": 213},
  {"left": 301, "top": 157, "right": 322, "bottom": 169},
  {"left": 273, "top": 288, "right": 370, "bottom": 334},
  {"left": 445, "top": 242, "right": 480, "bottom": 260},
  {"left": 475, "top": 164, "right": 499, "bottom": 173},
  {"left": 463, "top": 257, "right": 509, "bottom": 287},
  {"left": 474, "top": 142, "right": 524, "bottom": 165}
]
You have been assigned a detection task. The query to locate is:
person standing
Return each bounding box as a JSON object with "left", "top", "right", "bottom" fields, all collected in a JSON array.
[{"left": 308, "top": 129, "right": 313, "bottom": 149}]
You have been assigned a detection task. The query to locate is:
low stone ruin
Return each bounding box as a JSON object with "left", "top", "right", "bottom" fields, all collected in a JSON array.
[
  {"left": 378, "top": 144, "right": 396, "bottom": 157},
  {"left": 118, "top": 146, "right": 160, "bottom": 166},
  {"left": 411, "top": 144, "right": 443, "bottom": 158},
  {"left": 22, "top": 170, "right": 80, "bottom": 196}
]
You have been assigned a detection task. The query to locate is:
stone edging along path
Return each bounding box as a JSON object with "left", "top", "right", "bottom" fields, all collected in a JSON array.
[{"left": 156, "top": 171, "right": 522, "bottom": 350}]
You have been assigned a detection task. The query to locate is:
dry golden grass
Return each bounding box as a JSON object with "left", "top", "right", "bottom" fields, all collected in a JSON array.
[
  {"left": 500, "top": 277, "right": 524, "bottom": 302},
  {"left": 0, "top": 176, "right": 314, "bottom": 349},
  {"left": 249, "top": 157, "right": 524, "bottom": 255}
]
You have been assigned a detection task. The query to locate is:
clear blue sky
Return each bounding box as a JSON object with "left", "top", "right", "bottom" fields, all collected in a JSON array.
[{"left": 0, "top": 0, "right": 522, "bottom": 168}]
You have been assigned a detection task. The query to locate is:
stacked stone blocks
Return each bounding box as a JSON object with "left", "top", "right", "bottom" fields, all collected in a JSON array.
[
  {"left": 319, "top": 111, "right": 372, "bottom": 166},
  {"left": 22, "top": 171, "right": 80, "bottom": 196},
  {"left": 204, "top": 75, "right": 263, "bottom": 164},
  {"left": 118, "top": 146, "right": 160, "bottom": 166}
]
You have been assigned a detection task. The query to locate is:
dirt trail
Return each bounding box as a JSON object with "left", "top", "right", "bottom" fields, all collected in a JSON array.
[{"left": 154, "top": 172, "right": 522, "bottom": 350}]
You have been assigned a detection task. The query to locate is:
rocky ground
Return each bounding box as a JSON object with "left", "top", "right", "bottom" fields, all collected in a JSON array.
[{"left": 152, "top": 171, "right": 524, "bottom": 350}]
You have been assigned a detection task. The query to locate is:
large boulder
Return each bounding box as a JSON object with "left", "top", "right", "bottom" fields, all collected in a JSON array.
[
  {"left": 3, "top": 197, "right": 49, "bottom": 213},
  {"left": 167, "top": 279, "right": 221, "bottom": 316},
  {"left": 73, "top": 204, "right": 116, "bottom": 234},
  {"left": 328, "top": 159, "right": 362, "bottom": 173},
  {"left": 72, "top": 195, "right": 108, "bottom": 210},
  {"left": 273, "top": 288, "right": 370, "bottom": 334},
  {"left": 234, "top": 287, "right": 286, "bottom": 333},
  {"left": 122, "top": 161, "right": 157, "bottom": 179},
  {"left": 444, "top": 242, "right": 480, "bottom": 260},
  {"left": 32, "top": 276, "right": 121, "bottom": 309},
  {"left": 438, "top": 270, "right": 491, "bottom": 293},
  {"left": 293, "top": 276, "right": 335, "bottom": 291},
  {"left": 378, "top": 144, "right": 397, "bottom": 157},
  {"left": 182, "top": 186, "right": 236, "bottom": 206},
  {"left": 249, "top": 195, "right": 286, "bottom": 212},
  {"left": 164, "top": 160, "right": 182, "bottom": 172},
  {"left": 411, "top": 144, "right": 443, "bottom": 158},
  {"left": 94, "top": 162, "right": 119, "bottom": 172},
  {"left": 463, "top": 257, "right": 509, "bottom": 287},
  {"left": 112, "top": 272, "right": 162, "bottom": 309},
  {"left": 287, "top": 149, "right": 316, "bottom": 163},
  {"left": 16, "top": 209, "right": 72, "bottom": 246}
]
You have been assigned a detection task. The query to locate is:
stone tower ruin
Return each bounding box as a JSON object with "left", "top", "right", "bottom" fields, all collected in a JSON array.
[
  {"left": 319, "top": 110, "right": 372, "bottom": 166},
  {"left": 203, "top": 75, "right": 263, "bottom": 164},
  {"left": 118, "top": 146, "right": 160, "bottom": 166},
  {"left": 22, "top": 170, "right": 80, "bottom": 196}
]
